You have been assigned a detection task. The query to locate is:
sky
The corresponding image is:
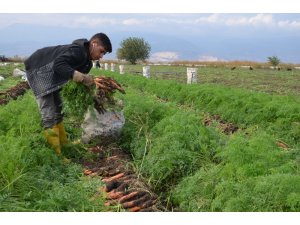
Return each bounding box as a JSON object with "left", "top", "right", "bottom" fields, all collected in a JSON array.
[{"left": 1, "top": 5, "right": 300, "bottom": 63}]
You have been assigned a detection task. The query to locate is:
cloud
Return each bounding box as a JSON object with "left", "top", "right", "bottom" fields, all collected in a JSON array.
[
  {"left": 195, "top": 14, "right": 219, "bottom": 23},
  {"left": 71, "top": 16, "right": 117, "bottom": 27},
  {"left": 2, "top": 14, "right": 300, "bottom": 30},
  {"left": 225, "top": 14, "right": 274, "bottom": 26},
  {"left": 278, "top": 20, "right": 300, "bottom": 28},
  {"left": 150, "top": 51, "right": 179, "bottom": 62},
  {"left": 122, "top": 18, "right": 144, "bottom": 25}
]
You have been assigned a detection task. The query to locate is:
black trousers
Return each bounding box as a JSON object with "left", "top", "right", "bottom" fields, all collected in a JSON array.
[{"left": 36, "top": 90, "right": 63, "bottom": 129}]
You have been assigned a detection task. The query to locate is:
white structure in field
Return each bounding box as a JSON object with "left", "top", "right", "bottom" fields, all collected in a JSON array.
[
  {"left": 13, "top": 68, "right": 26, "bottom": 77},
  {"left": 111, "top": 63, "right": 115, "bottom": 72},
  {"left": 104, "top": 63, "right": 109, "bottom": 70},
  {"left": 92, "top": 61, "right": 96, "bottom": 68},
  {"left": 119, "top": 65, "right": 124, "bottom": 74},
  {"left": 143, "top": 66, "right": 150, "bottom": 78},
  {"left": 187, "top": 68, "right": 197, "bottom": 84},
  {"left": 100, "top": 63, "right": 104, "bottom": 69},
  {"left": 240, "top": 65, "right": 251, "bottom": 69},
  {"left": 0, "top": 76, "right": 5, "bottom": 81}
]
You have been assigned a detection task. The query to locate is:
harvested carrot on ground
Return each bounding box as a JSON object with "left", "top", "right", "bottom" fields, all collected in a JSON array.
[
  {"left": 118, "top": 191, "right": 139, "bottom": 203},
  {"left": 102, "top": 172, "right": 125, "bottom": 182},
  {"left": 129, "top": 206, "right": 141, "bottom": 212},
  {"left": 121, "top": 200, "right": 136, "bottom": 209},
  {"left": 140, "top": 199, "right": 157, "bottom": 209},
  {"left": 83, "top": 169, "right": 93, "bottom": 175},
  {"left": 122, "top": 194, "right": 150, "bottom": 209},
  {"left": 107, "top": 190, "right": 124, "bottom": 200}
]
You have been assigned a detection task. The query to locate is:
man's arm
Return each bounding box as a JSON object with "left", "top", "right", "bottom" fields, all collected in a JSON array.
[
  {"left": 53, "top": 45, "right": 86, "bottom": 79},
  {"left": 72, "top": 71, "right": 95, "bottom": 88}
]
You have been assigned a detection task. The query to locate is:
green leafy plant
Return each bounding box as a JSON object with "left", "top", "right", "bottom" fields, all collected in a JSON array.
[
  {"left": 0, "top": 93, "right": 109, "bottom": 212},
  {"left": 268, "top": 56, "right": 281, "bottom": 67},
  {"left": 61, "top": 81, "right": 94, "bottom": 122},
  {"left": 117, "top": 37, "right": 151, "bottom": 64}
]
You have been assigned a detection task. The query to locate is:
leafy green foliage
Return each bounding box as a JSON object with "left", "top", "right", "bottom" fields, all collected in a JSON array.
[
  {"left": 96, "top": 70, "right": 300, "bottom": 212},
  {"left": 104, "top": 71, "right": 300, "bottom": 147},
  {"left": 0, "top": 63, "right": 26, "bottom": 92},
  {"left": 0, "top": 92, "right": 108, "bottom": 211},
  {"left": 142, "top": 112, "right": 221, "bottom": 191},
  {"left": 268, "top": 56, "right": 281, "bottom": 67},
  {"left": 117, "top": 37, "right": 151, "bottom": 64},
  {"left": 171, "top": 132, "right": 300, "bottom": 211},
  {"left": 115, "top": 86, "right": 223, "bottom": 193},
  {"left": 0, "top": 76, "right": 21, "bottom": 92},
  {"left": 61, "top": 81, "right": 94, "bottom": 122}
]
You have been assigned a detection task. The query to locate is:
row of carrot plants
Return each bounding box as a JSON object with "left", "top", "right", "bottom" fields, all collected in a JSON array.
[
  {"left": 98, "top": 70, "right": 300, "bottom": 211},
  {"left": 100, "top": 70, "right": 300, "bottom": 148},
  {"left": 0, "top": 92, "right": 108, "bottom": 211}
]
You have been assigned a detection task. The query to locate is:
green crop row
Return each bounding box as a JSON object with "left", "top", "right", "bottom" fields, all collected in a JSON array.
[
  {"left": 0, "top": 92, "right": 108, "bottom": 211},
  {"left": 0, "top": 76, "right": 22, "bottom": 92},
  {"left": 0, "top": 64, "right": 25, "bottom": 91},
  {"left": 96, "top": 71, "right": 300, "bottom": 211},
  {"left": 171, "top": 132, "right": 300, "bottom": 211},
  {"left": 97, "top": 70, "right": 300, "bottom": 148},
  {"left": 115, "top": 87, "right": 224, "bottom": 192}
]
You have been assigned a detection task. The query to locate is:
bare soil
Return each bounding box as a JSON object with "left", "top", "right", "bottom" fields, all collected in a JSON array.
[
  {"left": 0, "top": 81, "right": 30, "bottom": 105},
  {"left": 203, "top": 114, "right": 239, "bottom": 134}
]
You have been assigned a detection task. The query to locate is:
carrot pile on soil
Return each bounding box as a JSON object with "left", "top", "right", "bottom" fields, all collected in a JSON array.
[{"left": 82, "top": 145, "right": 165, "bottom": 212}]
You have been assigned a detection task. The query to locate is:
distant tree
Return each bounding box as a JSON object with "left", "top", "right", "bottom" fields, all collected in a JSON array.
[
  {"left": 117, "top": 37, "right": 151, "bottom": 64},
  {"left": 0, "top": 55, "right": 8, "bottom": 62},
  {"left": 268, "top": 56, "right": 281, "bottom": 67}
]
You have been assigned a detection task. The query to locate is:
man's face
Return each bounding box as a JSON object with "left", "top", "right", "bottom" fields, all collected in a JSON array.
[{"left": 90, "top": 41, "right": 106, "bottom": 60}]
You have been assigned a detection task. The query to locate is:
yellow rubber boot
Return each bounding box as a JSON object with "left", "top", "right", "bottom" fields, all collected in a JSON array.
[
  {"left": 57, "top": 121, "right": 69, "bottom": 145},
  {"left": 44, "top": 126, "right": 61, "bottom": 155}
]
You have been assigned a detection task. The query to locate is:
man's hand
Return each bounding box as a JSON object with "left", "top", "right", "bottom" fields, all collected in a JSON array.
[{"left": 73, "top": 71, "right": 95, "bottom": 88}]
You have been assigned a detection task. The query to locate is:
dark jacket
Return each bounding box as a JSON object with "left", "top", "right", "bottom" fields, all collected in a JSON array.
[{"left": 25, "top": 39, "right": 92, "bottom": 98}]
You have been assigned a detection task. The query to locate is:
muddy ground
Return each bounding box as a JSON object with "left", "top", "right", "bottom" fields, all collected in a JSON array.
[{"left": 0, "top": 81, "right": 30, "bottom": 105}]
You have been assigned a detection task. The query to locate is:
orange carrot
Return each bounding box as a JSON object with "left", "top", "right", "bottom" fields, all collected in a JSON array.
[
  {"left": 129, "top": 206, "right": 141, "bottom": 212},
  {"left": 118, "top": 191, "right": 139, "bottom": 203},
  {"left": 107, "top": 190, "right": 124, "bottom": 200},
  {"left": 83, "top": 169, "right": 93, "bottom": 175},
  {"left": 121, "top": 200, "right": 136, "bottom": 209},
  {"left": 102, "top": 172, "right": 125, "bottom": 182}
]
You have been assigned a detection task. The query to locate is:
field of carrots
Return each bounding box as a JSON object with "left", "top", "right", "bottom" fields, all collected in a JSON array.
[{"left": 0, "top": 63, "right": 300, "bottom": 212}]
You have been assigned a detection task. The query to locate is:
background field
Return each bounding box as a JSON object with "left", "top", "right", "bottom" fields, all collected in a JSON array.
[{"left": 101, "top": 63, "right": 300, "bottom": 96}]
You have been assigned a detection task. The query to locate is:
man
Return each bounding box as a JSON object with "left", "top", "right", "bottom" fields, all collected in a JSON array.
[
  {"left": 25, "top": 33, "right": 112, "bottom": 156},
  {"left": 95, "top": 60, "right": 100, "bottom": 69}
]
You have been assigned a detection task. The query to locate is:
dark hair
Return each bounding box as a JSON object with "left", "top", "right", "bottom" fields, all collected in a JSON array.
[{"left": 90, "top": 33, "right": 112, "bottom": 53}]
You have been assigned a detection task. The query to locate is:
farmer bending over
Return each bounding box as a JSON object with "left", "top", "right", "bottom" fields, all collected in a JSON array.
[{"left": 25, "top": 33, "right": 112, "bottom": 156}]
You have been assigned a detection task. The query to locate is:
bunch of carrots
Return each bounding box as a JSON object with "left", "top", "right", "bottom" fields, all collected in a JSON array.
[{"left": 93, "top": 76, "right": 126, "bottom": 114}]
